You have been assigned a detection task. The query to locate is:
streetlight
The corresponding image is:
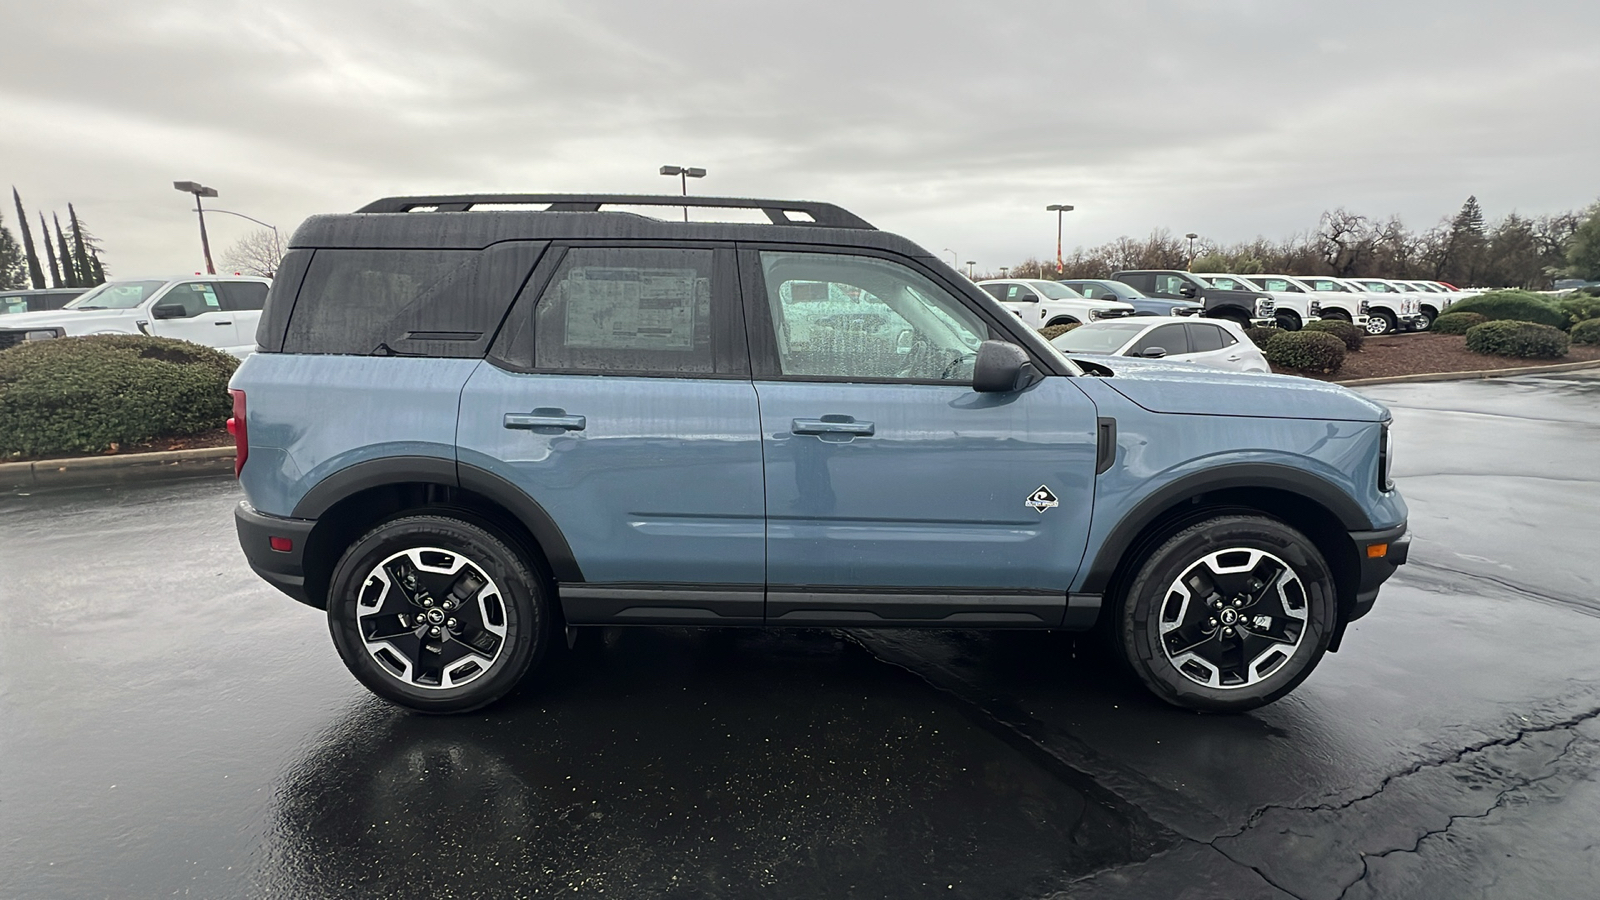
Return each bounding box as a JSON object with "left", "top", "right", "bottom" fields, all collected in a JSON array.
[
  {"left": 1185, "top": 232, "right": 1199, "bottom": 269},
  {"left": 1046, "top": 204, "right": 1074, "bottom": 275},
  {"left": 173, "top": 180, "right": 219, "bottom": 275},
  {"left": 1000, "top": 266, "right": 1010, "bottom": 277},
  {"left": 659, "top": 165, "right": 706, "bottom": 221},
  {"left": 965, "top": 261, "right": 976, "bottom": 279},
  {"left": 197, "top": 208, "right": 282, "bottom": 274},
  {"left": 941, "top": 248, "right": 958, "bottom": 269}
]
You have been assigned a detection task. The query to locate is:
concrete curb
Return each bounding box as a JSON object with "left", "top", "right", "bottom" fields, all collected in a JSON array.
[
  {"left": 0, "top": 445, "right": 234, "bottom": 491},
  {"left": 1337, "top": 358, "right": 1600, "bottom": 387}
]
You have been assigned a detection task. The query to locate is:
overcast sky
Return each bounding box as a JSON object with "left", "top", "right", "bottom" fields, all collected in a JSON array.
[{"left": 4, "top": 0, "right": 1598, "bottom": 275}]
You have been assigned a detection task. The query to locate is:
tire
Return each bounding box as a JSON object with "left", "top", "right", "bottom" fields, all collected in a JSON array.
[
  {"left": 327, "top": 514, "right": 552, "bottom": 714},
  {"left": 1366, "top": 310, "right": 1396, "bottom": 335},
  {"left": 1320, "top": 309, "right": 1351, "bottom": 323},
  {"left": 1275, "top": 310, "right": 1303, "bottom": 331},
  {"left": 1117, "top": 514, "right": 1337, "bottom": 712},
  {"left": 1417, "top": 307, "right": 1437, "bottom": 331}
]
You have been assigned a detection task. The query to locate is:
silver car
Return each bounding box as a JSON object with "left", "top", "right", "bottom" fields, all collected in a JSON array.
[{"left": 1048, "top": 316, "right": 1271, "bottom": 373}]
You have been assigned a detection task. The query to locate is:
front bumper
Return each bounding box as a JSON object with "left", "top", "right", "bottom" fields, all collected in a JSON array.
[
  {"left": 235, "top": 501, "right": 319, "bottom": 607},
  {"left": 1348, "top": 522, "right": 1410, "bottom": 621}
]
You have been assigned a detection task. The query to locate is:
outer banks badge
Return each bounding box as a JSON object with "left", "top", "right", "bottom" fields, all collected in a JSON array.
[{"left": 1025, "top": 485, "right": 1059, "bottom": 513}]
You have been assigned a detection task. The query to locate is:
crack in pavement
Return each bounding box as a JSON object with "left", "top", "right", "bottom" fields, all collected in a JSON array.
[{"left": 1396, "top": 561, "right": 1600, "bottom": 617}]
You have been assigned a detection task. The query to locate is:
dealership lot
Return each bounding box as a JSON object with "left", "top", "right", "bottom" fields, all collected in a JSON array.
[{"left": 2, "top": 373, "right": 1597, "bottom": 899}]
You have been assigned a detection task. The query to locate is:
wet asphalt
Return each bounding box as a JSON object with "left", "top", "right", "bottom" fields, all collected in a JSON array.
[{"left": 2, "top": 372, "right": 1597, "bottom": 899}]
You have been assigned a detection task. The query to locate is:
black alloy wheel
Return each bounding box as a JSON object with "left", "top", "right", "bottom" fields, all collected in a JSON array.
[
  {"left": 1118, "top": 514, "right": 1338, "bottom": 712},
  {"left": 327, "top": 515, "right": 550, "bottom": 713}
]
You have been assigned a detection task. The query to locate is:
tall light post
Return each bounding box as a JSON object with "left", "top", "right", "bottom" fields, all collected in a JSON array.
[
  {"left": 999, "top": 266, "right": 1010, "bottom": 278},
  {"left": 965, "top": 260, "right": 976, "bottom": 279},
  {"left": 1046, "top": 204, "right": 1074, "bottom": 275},
  {"left": 941, "top": 248, "right": 958, "bottom": 269},
  {"left": 198, "top": 208, "right": 282, "bottom": 274},
  {"left": 659, "top": 165, "right": 706, "bottom": 221},
  {"left": 173, "top": 180, "right": 219, "bottom": 275},
  {"left": 1185, "top": 232, "right": 1199, "bottom": 270}
]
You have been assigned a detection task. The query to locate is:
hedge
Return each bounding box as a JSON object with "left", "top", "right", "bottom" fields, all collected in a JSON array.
[
  {"left": 1559, "top": 294, "right": 1600, "bottom": 329},
  {"left": 1244, "top": 326, "right": 1279, "bottom": 347},
  {"left": 0, "top": 335, "right": 239, "bottom": 458},
  {"left": 1463, "top": 321, "right": 1569, "bottom": 359},
  {"left": 1302, "top": 318, "right": 1364, "bottom": 351},
  {"left": 1260, "top": 330, "right": 1346, "bottom": 374},
  {"left": 1039, "top": 323, "right": 1081, "bottom": 340},
  {"left": 1431, "top": 311, "right": 1488, "bottom": 334},
  {"left": 1570, "top": 318, "right": 1600, "bottom": 345},
  {"left": 1447, "top": 290, "right": 1567, "bottom": 330}
]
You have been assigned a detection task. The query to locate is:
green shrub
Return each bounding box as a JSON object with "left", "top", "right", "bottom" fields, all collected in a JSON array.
[
  {"left": 1447, "top": 290, "right": 1567, "bottom": 329},
  {"left": 1039, "top": 323, "right": 1080, "bottom": 340},
  {"left": 1260, "top": 330, "right": 1346, "bottom": 374},
  {"left": 1558, "top": 294, "right": 1600, "bottom": 328},
  {"left": 1464, "top": 321, "right": 1569, "bottom": 359},
  {"left": 1431, "top": 311, "right": 1488, "bottom": 334},
  {"left": 0, "top": 335, "right": 239, "bottom": 458},
  {"left": 1569, "top": 318, "right": 1600, "bottom": 345},
  {"left": 1302, "top": 318, "right": 1364, "bottom": 351},
  {"left": 1244, "top": 326, "right": 1279, "bottom": 347}
]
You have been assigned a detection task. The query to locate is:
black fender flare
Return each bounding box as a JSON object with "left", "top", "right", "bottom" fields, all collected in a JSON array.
[
  {"left": 1078, "top": 462, "right": 1372, "bottom": 595},
  {"left": 291, "top": 455, "right": 583, "bottom": 582}
]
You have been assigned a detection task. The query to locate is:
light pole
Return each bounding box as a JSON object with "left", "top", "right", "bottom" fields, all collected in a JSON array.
[
  {"left": 659, "top": 165, "right": 706, "bottom": 221},
  {"left": 942, "top": 248, "right": 958, "bottom": 269},
  {"left": 1000, "top": 266, "right": 1010, "bottom": 278},
  {"left": 965, "top": 261, "right": 976, "bottom": 279},
  {"left": 198, "top": 208, "right": 282, "bottom": 274},
  {"left": 1046, "top": 204, "right": 1074, "bottom": 275},
  {"left": 1185, "top": 232, "right": 1199, "bottom": 270},
  {"left": 174, "top": 180, "right": 219, "bottom": 275}
]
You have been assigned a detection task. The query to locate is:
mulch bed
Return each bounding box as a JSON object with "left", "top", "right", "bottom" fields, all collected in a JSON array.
[
  {"left": 1271, "top": 333, "right": 1600, "bottom": 382},
  {"left": 7, "top": 427, "right": 233, "bottom": 464}
]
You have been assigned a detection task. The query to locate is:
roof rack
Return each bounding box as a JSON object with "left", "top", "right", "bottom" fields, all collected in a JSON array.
[{"left": 354, "top": 194, "right": 875, "bottom": 230}]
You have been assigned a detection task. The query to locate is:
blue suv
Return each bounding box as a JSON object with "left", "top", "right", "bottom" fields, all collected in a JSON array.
[{"left": 231, "top": 194, "right": 1408, "bottom": 714}]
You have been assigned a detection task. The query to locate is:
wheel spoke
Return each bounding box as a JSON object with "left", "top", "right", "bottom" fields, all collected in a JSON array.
[
  {"left": 1159, "top": 545, "right": 1310, "bottom": 690},
  {"left": 355, "top": 546, "right": 508, "bottom": 691}
]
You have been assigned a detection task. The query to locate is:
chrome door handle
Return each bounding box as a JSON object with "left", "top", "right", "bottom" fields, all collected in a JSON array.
[
  {"left": 792, "top": 418, "right": 874, "bottom": 436},
  {"left": 504, "top": 411, "right": 586, "bottom": 431}
]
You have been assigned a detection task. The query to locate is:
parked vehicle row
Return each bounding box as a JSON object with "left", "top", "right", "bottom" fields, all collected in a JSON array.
[{"left": 0, "top": 276, "right": 270, "bottom": 357}]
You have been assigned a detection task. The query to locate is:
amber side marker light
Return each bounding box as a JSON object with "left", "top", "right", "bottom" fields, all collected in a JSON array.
[{"left": 1367, "top": 543, "right": 1389, "bottom": 559}]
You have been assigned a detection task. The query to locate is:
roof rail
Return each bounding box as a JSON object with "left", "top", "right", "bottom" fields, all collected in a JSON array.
[{"left": 354, "top": 194, "right": 875, "bottom": 230}]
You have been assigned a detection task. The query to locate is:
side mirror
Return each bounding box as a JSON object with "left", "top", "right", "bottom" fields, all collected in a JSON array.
[
  {"left": 1178, "top": 285, "right": 1198, "bottom": 299},
  {"left": 972, "top": 340, "right": 1042, "bottom": 393},
  {"left": 1141, "top": 347, "right": 1168, "bottom": 359},
  {"left": 151, "top": 303, "right": 188, "bottom": 319},
  {"left": 1100, "top": 294, "right": 1119, "bottom": 302}
]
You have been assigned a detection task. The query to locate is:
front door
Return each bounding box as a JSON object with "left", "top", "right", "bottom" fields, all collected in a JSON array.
[
  {"left": 458, "top": 245, "right": 767, "bottom": 624},
  {"left": 742, "top": 248, "right": 1100, "bottom": 627},
  {"left": 147, "top": 281, "right": 240, "bottom": 348}
]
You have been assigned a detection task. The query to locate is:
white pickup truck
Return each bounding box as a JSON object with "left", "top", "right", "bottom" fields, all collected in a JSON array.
[
  {"left": 1196, "top": 273, "right": 1316, "bottom": 331},
  {"left": 0, "top": 276, "right": 270, "bottom": 357},
  {"left": 976, "top": 279, "right": 1136, "bottom": 328}
]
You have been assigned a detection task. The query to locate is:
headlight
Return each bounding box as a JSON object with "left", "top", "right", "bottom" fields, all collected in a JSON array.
[
  {"left": 1309, "top": 300, "right": 1322, "bottom": 315},
  {"left": 1254, "top": 298, "right": 1275, "bottom": 317},
  {"left": 24, "top": 329, "right": 63, "bottom": 341},
  {"left": 1379, "top": 422, "right": 1395, "bottom": 492},
  {"left": 1359, "top": 300, "right": 1370, "bottom": 314}
]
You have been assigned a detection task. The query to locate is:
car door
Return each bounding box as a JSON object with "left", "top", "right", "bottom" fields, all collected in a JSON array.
[
  {"left": 217, "top": 280, "right": 269, "bottom": 351},
  {"left": 1002, "top": 283, "right": 1053, "bottom": 325},
  {"left": 742, "top": 247, "right": 1100, "bottom": 627},
  {"left": 1183, "top": 322, "right": 1248, "bottom": 370},
  {"left": 146, "top": 281, "right": 239, "bottom": 347},
  {"left": 457, "top": 244, "right": 767, "bottom": 624}
]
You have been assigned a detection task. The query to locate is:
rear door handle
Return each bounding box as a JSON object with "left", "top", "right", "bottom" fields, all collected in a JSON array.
[
  {"left": 215, "top": 320, "right": 234, "bottom": 325},
  {"left": 792, "top": 417, "right": 874, "bottom": 436},
  {"left": 504, "top": 411, "right": 586, "bottom": 431}
]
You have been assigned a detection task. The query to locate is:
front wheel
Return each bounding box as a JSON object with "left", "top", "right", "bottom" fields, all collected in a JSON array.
[
  {"left": 1275, "top": 311, "right": 1303, "bottom": 331},
  {"left": 327, "top": 515, "right": 551, "bottom": 713},
  {"left": 1319, "top": 309, "right": 1351, "bottom": 323},
  {"left": 1118, "top": 514, "right": 1338, "bottom": 712},
  {"left": 1366, "top": 310, "right": 1396, "bottom": 335}
]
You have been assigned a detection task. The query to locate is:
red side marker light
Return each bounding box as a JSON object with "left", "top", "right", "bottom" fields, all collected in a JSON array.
[
  {"left": 269, "top": 536, "right": 293, "bottom": 552},
  {"left": 228, "top": 389, "right": 248, "bottom": 477}
]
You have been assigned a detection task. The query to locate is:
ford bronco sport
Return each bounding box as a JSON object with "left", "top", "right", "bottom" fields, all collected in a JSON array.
[{"left": 231, "top": 194, "right": 1408, "bottom": 714}]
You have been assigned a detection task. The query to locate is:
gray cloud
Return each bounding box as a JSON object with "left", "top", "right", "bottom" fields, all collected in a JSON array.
[{"left": 3, "top": 0, "right": 1597, "bottom": 274}]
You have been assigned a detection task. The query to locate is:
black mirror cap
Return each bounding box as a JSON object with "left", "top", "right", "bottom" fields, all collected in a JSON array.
[
  {"left": 1178, "top": 285, "right": 1198, "bottom": 298},
  {"left": 151, "top": 304, "right": 187, "bottom": 319},
  {"left": 972, "top": 340, "right": 1042, "bottom": 393}
]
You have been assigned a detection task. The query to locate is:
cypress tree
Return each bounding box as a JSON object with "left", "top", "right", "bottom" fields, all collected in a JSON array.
[
  {"left": 69, "top": 204, "right": 91, "bottom": 288},
  {"left": 90, "top": 252, "right": 105, "bottom": 284},
  {"left": 40, "top": 212, "right": 61, "bottom": 287},
  {"left": 11, "top": 188, "right": 46, "bottom": 288},
  {"left": 53, "top": 213, "right": 77, "bottom": 287},
  {"left": 0, "top": 211, "right": 25, "bottom": 290}
]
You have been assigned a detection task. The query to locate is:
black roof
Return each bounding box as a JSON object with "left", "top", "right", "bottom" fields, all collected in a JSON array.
[{"left": 290, "top": 193, "right": 930, "bottom": 257}]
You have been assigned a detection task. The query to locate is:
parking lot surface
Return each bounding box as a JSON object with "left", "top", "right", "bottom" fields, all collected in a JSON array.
[{"left": 3, "top": 373, "right": 1597, "bottom": 899}]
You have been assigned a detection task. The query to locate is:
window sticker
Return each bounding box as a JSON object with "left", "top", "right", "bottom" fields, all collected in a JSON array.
[{"left": 562, "top": 267, "right": 706, "bottom": 350}]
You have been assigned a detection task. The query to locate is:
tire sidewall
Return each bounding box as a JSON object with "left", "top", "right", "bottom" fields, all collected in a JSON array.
[
  {"left": 327, "top": 515, "right": 548, "bottom": 714},
  {"left": 1120, "top": 515, "right": 1336, "bottom": 712}
]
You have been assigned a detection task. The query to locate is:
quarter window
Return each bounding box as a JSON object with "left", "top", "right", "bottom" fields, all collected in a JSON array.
[
  {"left": 531, "top": 248, "right": 714, "bottom": 374},
  {"left": 759, "top": 252, "right": 992, "bottom": 381}
]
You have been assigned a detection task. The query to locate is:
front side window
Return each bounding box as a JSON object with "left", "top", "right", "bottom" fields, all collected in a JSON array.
[
  {"left": 1132, "top": 324, "right": 1190, "bottom": 357},
  {"left": 1153, "top": 274, "right": 1190, "bottom": 296},
  {"left": 760, "top": 252, "right": 992, "bottom": 382},
  {"left": 158, "top": 282, "right": 222, "bottom": 317},
  {"left": 532, "top": 248, "right": 714, "bottom": 374}
]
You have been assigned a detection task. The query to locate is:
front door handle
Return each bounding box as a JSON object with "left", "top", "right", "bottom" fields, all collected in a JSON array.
[
  {"left": 504, "top": 411, "right": 586, "bottom": 431},
  {"left": 215, "top": 320, "right": 234, "bottom": 325},
  {"left": 792, "top": 417, "right": 874, "bottom": 436}
]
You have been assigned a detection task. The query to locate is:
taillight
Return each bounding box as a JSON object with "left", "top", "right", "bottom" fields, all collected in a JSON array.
[{"left": 227, "top": 389, "right": 247, "bottom": 477}]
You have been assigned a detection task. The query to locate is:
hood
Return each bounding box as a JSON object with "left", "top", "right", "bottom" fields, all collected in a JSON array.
[
  {"left": 1068, "top": 354, "right": 1389, "bottom": 422},
  {"left": 0, "top": 307, "right": 137, "bottom": 332}
]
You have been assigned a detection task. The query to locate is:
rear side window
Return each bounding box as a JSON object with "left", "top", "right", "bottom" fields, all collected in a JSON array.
[
  {"left": 218, "top": 282, "right": 268, "bottom": 311},
  {"left": 279, "top": 244, "right": 542, "bottom": 357},
  {"left": 531, "top": 247, "right": 715, "bottom": 374},
  {"left": 1187, "top": 323, "right": 1226, "bottom": 352}
]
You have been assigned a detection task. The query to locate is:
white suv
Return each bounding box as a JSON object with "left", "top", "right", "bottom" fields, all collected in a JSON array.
[
  {"left": 977, "top": 279, "right": 1135, "bottom": 329},
  {"left": 0, "top": 276, "right": 271, "bottom": 357}
]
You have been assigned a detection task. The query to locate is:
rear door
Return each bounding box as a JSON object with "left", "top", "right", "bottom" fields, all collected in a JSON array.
[
  {"left": 217, "top": 281, "right": 269, "bottom": 350},
  {"left": 742, "top": 247, "right": 1099, "bottom": 627},
  {"left": 459, "top": 244, "right": 767, "bottom": 624}
]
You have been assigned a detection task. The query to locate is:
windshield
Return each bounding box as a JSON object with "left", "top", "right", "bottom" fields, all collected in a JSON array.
[
  {"left": 1050, "top": 321, "right": 1150, "bottom": 354},
  {"left": 65, "top": 280, "right": 167, "bottom": 309},
  {"left": 1027, "top": 280, "right": 1085, "bottom": 300}
]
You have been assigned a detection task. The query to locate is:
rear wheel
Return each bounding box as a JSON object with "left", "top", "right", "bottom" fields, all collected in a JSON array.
[
  {"left": 327, "top": 515, "right": 551, "bottom": 713},
  {"left": 1417, "top": 306, "right": 1437, "bottom": 330},
  {"left": 1117, "top": 514, "right": 1338, "bottom": 712},
  {"left": 1366, "top": 310, "right": 1396, "bottom": 335}
]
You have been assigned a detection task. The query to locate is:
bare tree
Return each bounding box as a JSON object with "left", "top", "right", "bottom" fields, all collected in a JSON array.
[{"left": 220, "top": 228, "right": 284, "bottom": 277}]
